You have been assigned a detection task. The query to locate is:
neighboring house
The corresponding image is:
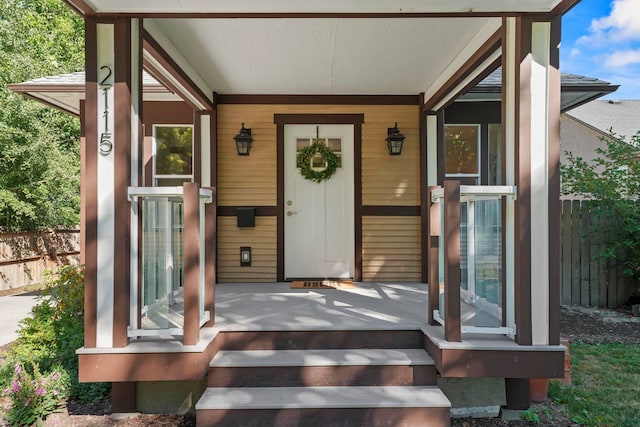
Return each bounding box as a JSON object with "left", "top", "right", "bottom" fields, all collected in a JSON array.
[
  {"left": 8, "top": 1, "right": 618, "bottom": 425},
  {"left": 561, "top": 99, "right": 640, "bottom": 166}
]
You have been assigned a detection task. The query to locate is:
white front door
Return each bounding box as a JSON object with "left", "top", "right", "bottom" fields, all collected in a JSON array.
[{"left": 284, "top": 125, "right": 354, "bottom": 279}]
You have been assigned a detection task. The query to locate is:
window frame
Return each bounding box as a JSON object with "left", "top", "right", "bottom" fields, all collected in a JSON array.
[
  {"left": 152, "top": 124, "right": 195, "bottom": 186},
  {"left": 444, "top": 123, "right": 481, "bottom": 181}
]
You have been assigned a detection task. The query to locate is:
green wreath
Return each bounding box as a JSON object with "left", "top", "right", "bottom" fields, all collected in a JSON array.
[{"left": 296, "top": 140, "right": 340, "bottom": 183}]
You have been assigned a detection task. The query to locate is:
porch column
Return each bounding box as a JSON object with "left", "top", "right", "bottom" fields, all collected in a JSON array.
[
  {"left": 84, "top": 17, "right": 143, "bottom": 348},
  {"left": 503, "top": 16, "right": 561, "bottom": 346},
  {"left": 197, "top": 109, "right": 217, "bottom": 327}
]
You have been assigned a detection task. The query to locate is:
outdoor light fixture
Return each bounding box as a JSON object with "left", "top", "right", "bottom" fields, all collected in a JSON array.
[
  {"left": 386, "top": 122, "right": 406, "bottom": 155},
  {"left": 234, "top": 123, "right": 253, "bottom": 156},
  {"left": 240, "top": 247, "right": 252, "bottom": 267}
]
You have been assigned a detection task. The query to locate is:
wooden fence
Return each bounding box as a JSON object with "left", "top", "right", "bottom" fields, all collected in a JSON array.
[
  {"left": 561, "top": 200, "right": 634, "bottom": 308},
  {"left": 0, "top": 229, "right": 80, "bottom": 293}
]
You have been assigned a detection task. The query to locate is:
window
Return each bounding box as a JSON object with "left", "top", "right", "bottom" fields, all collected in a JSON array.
[
  {"left": 445, "top": 124, "right": 480, "bottom": 184},
  {"left": 153, "top": 125, "right": 194, "bottom": 186}
]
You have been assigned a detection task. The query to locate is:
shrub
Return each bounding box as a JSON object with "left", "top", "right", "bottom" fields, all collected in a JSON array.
[
  {"left": 3, "top": 362, "right": 70, "bottom": 426},
  {"left": 562, "top": 130, "right": 640, "bottom": 286},
  {"left": 0, "top": 265, "right": 110, "bottom": 406}
]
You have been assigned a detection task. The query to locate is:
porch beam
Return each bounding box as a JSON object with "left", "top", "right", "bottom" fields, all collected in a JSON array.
[
  {"left": 443, "top": 180, "right": 461, "bottom": 342},
  {"left": 422, "top": 21, "right": 502, "bottom": 112},
  {"left": 142, "top": 21, "right": 214, "bottom": 111}
]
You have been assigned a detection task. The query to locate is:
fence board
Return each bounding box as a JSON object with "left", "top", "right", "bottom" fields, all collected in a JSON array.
[
  {"left": 579, "top": 204, "right": 590, "bottom": 305},
  {"left": 0, "top": 229, "right": 80, "bottom": 292},
  {"left": 560, "top": 200, "right": 633, "bottom": 308},
  {"left": 561, "top": 200, "right": 572, "bottom": 305},
  {"left": 570, "top": 200, "right": 581, "bottom": 305}
]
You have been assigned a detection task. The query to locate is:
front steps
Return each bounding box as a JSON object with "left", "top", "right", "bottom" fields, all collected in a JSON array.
[{"left": 196, "top": 340, "right": 451, "bottom": 427}]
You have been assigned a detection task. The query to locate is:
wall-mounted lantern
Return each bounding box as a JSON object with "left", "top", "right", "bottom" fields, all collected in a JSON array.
[
  {"left": 234, "top": 123, "right": 253, "bottom": 156},
  {"left": 386, "top": 122, "right": 405, "bottom": 155}
]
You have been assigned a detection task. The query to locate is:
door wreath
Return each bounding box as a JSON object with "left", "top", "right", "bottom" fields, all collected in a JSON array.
[{"left": 296, "top": 140, "right": 339, "bottom": 183}]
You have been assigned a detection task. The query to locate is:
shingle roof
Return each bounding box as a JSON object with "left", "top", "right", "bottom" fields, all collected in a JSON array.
[
  {"left": 13, "top": 71, "right": 162, "bottom": 88},
  {"left": 565, "top": 100, "right": 640, "bottom": 140},
  {"left": 472, "top": 67, "right": 616, "bottom": 90}
]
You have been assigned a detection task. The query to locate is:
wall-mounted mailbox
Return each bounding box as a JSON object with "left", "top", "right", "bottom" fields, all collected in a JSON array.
[{"left": 237, "top": 207, "right": 255, "bottom": 228}]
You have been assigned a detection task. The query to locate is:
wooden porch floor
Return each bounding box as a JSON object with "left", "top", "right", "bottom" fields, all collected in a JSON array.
[{"left": 214, "top": 282, "right": 428, "bottom": 332}]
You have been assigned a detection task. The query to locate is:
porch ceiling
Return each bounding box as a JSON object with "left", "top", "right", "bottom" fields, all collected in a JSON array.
[{"left": 148, "top": 17, "right": 500, "bottom": 96}]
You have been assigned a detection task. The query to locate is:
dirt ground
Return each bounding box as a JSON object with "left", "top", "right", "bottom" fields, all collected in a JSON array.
[{"left": 2, "top": 305, "right": 639, "bottom": 426}]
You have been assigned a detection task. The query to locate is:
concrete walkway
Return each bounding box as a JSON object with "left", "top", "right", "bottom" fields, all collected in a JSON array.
[{"left": 0, "top": 292, "right": 40, "bottom": 347}]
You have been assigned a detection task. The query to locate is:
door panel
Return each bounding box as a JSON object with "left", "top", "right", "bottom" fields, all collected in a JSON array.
[{"left": 284, "top": 125, "right": 354, "bottom": 279}]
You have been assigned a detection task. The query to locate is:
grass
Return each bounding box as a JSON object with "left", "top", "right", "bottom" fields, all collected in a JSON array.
[{"left": 549, "top": 343, "right": 640, "bottom": 427}]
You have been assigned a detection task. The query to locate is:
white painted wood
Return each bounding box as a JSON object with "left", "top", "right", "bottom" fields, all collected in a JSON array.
[
  {"left": 200, "top": 114, "right": 211, "bottom": 187},
  {"left": 210, "top": 349, "right": 434, "bottom": 367},
  {"left": 422, "top": 19, "right": 501, "bottom": 103},
  {"left": 427, "top": 115, "right": 438, "bottom": 186},
  {"left": 96, "top": 23, "right": 115, "bottom": 348},
  {"left": 284, "top": 125, "right": 354, "bottom": 279},
  {"left": 86, "top": 0, "right": 563, "bottom": 15},
  {"left": 504, "top": 17, "right": 517, "bottom": 337},
  {"left": 142, "top": 19, "right": 212, "bottom": 108},
  {"left": 153, "top": 17, "right": 496, "bottom": 96},
  {"left": 431, "top": 49, "right": 502, "bottom": 111},
  {"left": 530, "top": 22, "right": 551, "bottom": 346},
  {"left": 130, "top": 19, "right": 141, "bottom": 332},
  {"left": 196, "top": 386, "right": 450, "bottom": 410}
]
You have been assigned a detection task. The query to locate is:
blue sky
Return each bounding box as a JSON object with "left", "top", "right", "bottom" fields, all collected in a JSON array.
[{"left": 562, "top": 0, "right": 640, "bottom": 99}]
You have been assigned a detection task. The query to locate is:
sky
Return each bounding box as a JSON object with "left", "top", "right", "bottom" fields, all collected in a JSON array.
[{"left": 562, "top": 0, "right": 640, "bottom": 99}]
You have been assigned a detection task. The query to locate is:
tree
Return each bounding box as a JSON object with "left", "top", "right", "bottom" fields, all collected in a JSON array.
[
  {"left": 561, "top": 130, "right": 640, "bottom": 284},
  {"left": 0, "top": 0, "right": 84, "bottom": 230}
]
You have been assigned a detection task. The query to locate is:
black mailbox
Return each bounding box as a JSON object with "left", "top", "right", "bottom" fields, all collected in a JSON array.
[{"left": 237, "top": 207, "right": 255, "bottom": 228}]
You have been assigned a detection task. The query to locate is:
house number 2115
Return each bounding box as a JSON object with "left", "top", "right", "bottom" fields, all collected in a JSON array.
[{"left": 99, "top": 65, "right": 113, "bottom": 156}]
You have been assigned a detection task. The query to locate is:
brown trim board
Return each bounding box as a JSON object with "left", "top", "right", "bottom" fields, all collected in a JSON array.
[
  {"left": 219, "top": 94, "right": 419, "bottom": 105},
  {"left": 423, "top": 332, "right": 565, "bottom": 378},
  {"left": 112, "top": 17, "right": 133, "bottom": 348},
  {"left": 514, "top": 16, "right": 533, "bottom": 346},
  {"left": 83, "top": 16, "right": 98, "bottom": 349},
  {"left": 274, "top": 113, "right": 365, "bottom": 282},
  {"left": 361, "top": 206, "right": 420, "bottom": 216},
  {"left": 69, "top": 12, "right": 572, "bottom": 19},
  {"left": 218, "top": 206, "right": 278, "bottom": 217},
  {"left": 141, "top": 29, "right": 214, "bottom": 111},
  {"left": 548, "top": 16, "right": 561, "bottom": 346},
  {"left": 276, "top": 123, "right": 285, "bottom": 282},
  {"left": 423, "top": 28, "right": 502, "bottom": 112},
  {"left": 419, "top": 93, "right": 428, "bottom": 283}
]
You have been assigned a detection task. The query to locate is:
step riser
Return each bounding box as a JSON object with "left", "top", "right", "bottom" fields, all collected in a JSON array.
[
  {"left": 208, "top": 365, "right": 437, "bottom": 387},
  {"left": 219, "top": 330, "right": 424, "bottom": 351},
  {"left": 197, "top": 407, "right": 450, "bottom": 427}
]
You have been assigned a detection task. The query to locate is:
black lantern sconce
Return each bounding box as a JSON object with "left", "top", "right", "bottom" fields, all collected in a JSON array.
[
  {"left": 234, "top": 123, "right": 253, "bottom": 156},
  {"left": 385, "top": 122, "right": 406, "bottom": 155}
]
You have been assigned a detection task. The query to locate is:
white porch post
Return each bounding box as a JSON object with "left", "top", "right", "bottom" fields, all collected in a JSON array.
[
  {"left": 85, "top": 17, "right": 142, "bottom": 349},
  {"left": 504, "top": 16, "right": 560, "bottom": 346}
]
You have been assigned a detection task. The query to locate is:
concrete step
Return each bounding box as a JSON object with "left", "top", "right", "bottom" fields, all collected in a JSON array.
[
  {"left": 208, "top": 348, "right": 437, "bottom": 387},
  {"left": 196, "top": 385, "right": 451, "bottom": 427}
]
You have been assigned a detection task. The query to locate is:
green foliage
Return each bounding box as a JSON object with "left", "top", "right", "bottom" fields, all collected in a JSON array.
[
  {"left": 520, "top": 407, "right": 540, "bottom": 423},
  {"left": 296, "top": 140, "right": 340, "bottom": 183},
  {"left": 0, "top": 266, "right": 110, "bottom": 405},
  {"left": 561, "top": 130, "right": 640, "bottom": 285},
  {"left": 0, "top": 0, "right": 84, "bottom": 230},
  {"left": 3, "top": 363, "right": 70, "bottom": 426},
  {"left": 155, "top": 126, "right": 194, "bottom": 175},
  {"left": 549, "top": 343, "right": 640, "bottom": 427}
]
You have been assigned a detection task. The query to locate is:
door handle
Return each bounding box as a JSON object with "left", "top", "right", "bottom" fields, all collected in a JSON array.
[{"left": 287, "top": 210, "right": 299, "bottom": 216}]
